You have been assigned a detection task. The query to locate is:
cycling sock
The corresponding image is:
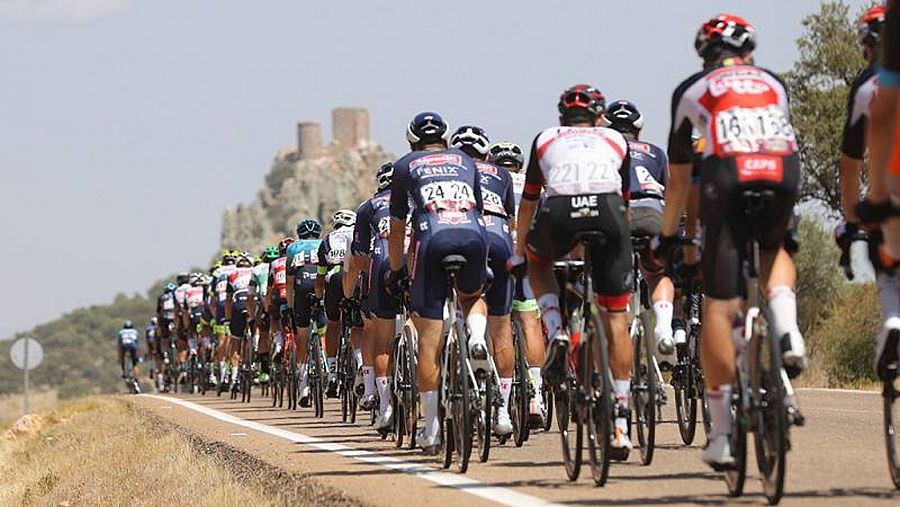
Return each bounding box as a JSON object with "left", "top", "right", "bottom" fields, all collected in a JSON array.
[
  {"left": 498, "top": 377, "right": 512, "bottom": 415},
  {"left": 363, "top": 366, "right": 375, "bottom": 397},
  {"left": 537, "top": 294, "right": 562, "bottom": 340},
  {"left": 708, "top": 383, "right": 733, "bottom": 438},
  {"left": 299, "top": 363, "right": 308, "bottom": 389},
  {"left": 231, "top": 364, "right": 238, "bottom": 382},
  {"left": 421, "top": 390, "right": 440, "bottom": 440},
  {"left": 529, "top": 366, "right": 543, "bottom": 402},
  {"left": 767, "top": 286, "right": 801, "bottom": 341},
  {"left": 614, "top": 379, "right": 631, "bottom": 434},
  {"left": 877, "top": 273, "right": 900, "bottom": 321},
  {"left": 219, "top": 361, "right": 227, "bottom": 384},
  {"left": 652, "top": 300, "right": 674, "bottom": 340},
  {"left": 353, "top": 348, "right": 363, "bottom": 369},
  {"left": 327, "top": 356, "right": 337, "bottom": 376},
  {"left": 376, "top": 376, "right": 390, "bottom": 414},
  {"left": 466, "top": 314, "right": 487, "bottom": 346}
]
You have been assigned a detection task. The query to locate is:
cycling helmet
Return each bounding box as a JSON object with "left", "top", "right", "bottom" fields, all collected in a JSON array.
[
  {"left": 296, "top": 219, "right": 322, "bottom": 239},
  {"left": 694, "top": 14, "right": 757, "bottom": 60},
  {"left": 189, "top": 272, "right": 201, "bottom": 285},
  {"left": 406, "top": 111, "right": 450, "bottom": 145},
  {"left": 376, "top": 162, "right": 394, "bottom": 192},
  {"left": 859, "top": 5, "right": 886, "bottom": 47},
  {"left": 262, "top": 246, "right": 279, "bottom": 262},
  {"left": 332, "top": 209, "right": 356, "bottom": 228},
  {"left": 236, "top": 251, "right": 254, "bottom": 267},
  {"left": 558, "top": 84, "right": 605, "bottom": 122},
  {"left": 279, "top": 237, "right": 295, "bottom": 255},
  {"left": 450, "top": 125, "right": 491, "bottom": 158},
  {"left": 176, "top": 272, "right": 189, "bottom": 285},
  {"left": 221, "top": 250, "right": 237, "bottom": 265},
  {"left": 164, "top": 282, "right": 177, "bottom": 293},
  {"left": 123, "top": 320, "right": 133, "bottom": 329},
  {"left": 150, "top": 316, "right": 158, "bottom": 325},
  {"left": 488, "top": 142, "right": 525, "bottom": 170},
  {"left": 602, "top": 100, "right": 645, "bottom": 134}
]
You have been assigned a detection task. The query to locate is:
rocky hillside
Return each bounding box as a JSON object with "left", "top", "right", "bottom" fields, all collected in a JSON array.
[{"left": 220, "top": 142, "right": 393, "bottom": 254}]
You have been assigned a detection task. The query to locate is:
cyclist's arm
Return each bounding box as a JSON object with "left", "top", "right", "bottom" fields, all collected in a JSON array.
[
  {"left": 388, "top": 161, "right": 409, "bottom": 272},
  {"left": 663, "top": 89, "right": 695, "bottom": 237},
  {"left": 224, "top": 282, "right": 234, "bottom": 321},
  {"left": 343, "top": 255, "right": 365, "bottom": 299},
  {"left": 840, "top": 154, "right": 864, "bottom": 223},
  {"left": 315, "top": 241, "right": 328, "bottom": 299},
  {"left": 515, "top": 136, "right": 543, "bottom": 257}
]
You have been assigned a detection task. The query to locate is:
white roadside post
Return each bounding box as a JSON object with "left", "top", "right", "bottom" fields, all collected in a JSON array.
[{"left": 10, "top": 337, "right": 44, "bottom": 415}]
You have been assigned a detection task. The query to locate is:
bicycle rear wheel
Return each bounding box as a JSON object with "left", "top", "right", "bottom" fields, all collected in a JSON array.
[
  {"left": 752, "top": 328, "right": 788, "bottom": 505},
  {"left": 633, "top": 312, "right": 656, "bottom": 466},
  {"left": 543, "top": 385, "right": 554, "bottom": 432},
  {"left": 288, "top": 344, "right": 298, "bottom": 411},
  {"left": 674, "top": 330, "right": 699, "bottom": 445},
  {"left": 885, "top": 369, "right": 900, "bottom": 489},
  {"left": 475, "top": 373, "right": 493, "bottom": 463},
  {"left": 511, "top": 319, "right": 530, "bottom": 448},
  {"left": 314, "top": 350, "right": 326, "bottom": 418},
  {"left": 555, "top": 380, "right": 582, "bottom": 481},
  {"left": 725, "top": 374, "right": 748, "bottom": 497},
  {"left": 452, "top": 324, "right": 473, "bottom": 473},
  {"left": 586, "top": 312, "right": 612, "bottom": 487}
]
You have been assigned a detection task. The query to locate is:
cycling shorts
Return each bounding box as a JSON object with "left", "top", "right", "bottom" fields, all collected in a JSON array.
[
  {"left": 525, "top": 193, "right": 633, "bottom": 309},
  {"left": 121, "top": 343, "right": 139, "bottom": 365},
  {"left": 484, "top": 216, "right": 513, "bottom": 316},
  {"left": 698, "top": 154, "right": 800, "bottom": 299},
  {"left": 409, "top": 223, "right": 487, "bottom": 319},
  {"left": 367, "top": 255, "right": 398, "bottom": 320},
  {"left": 293, "top": 287, "right": 327, "bottom": 329},
  {"left": 159, "top": 318, "right": 174, "bottom": 340},
  {"left": 323, "top": 270, "right": 344, "bottom": 321},
  {"left": 230, "top": 303, "right": 249, "bottom": 339},
  {"left": 512, "top": 272, "right": 538, "bottom": 312},
  {"left": 630, "top": 205, "right": 665, "bottom": 273}
]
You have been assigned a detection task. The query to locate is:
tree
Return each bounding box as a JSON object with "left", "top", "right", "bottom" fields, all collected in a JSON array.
[{"left": 785, "top": 1, "right": 868, "bottom": 214}]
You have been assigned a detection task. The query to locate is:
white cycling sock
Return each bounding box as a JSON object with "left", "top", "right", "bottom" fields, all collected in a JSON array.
[
  {"left": 219, "top": 361, "right": 227, "bottom": 383},
  {"left": 767, "top": 286, "right": 800, "bottom": 340},
  {"left": 353, "top": 348, "right": 363, "bottom": 369},
  {"left": 529, "top": 366, "right": 543, "bottom": 402},
  {"left": 614, "top": 379, "right": 631, "bottom": 434},
  {"left": 877, "top": 273, "right": 900, "bottom": 322},
  {"left": 652, "top": 300, "right": 674, "bottom": 340},
  {"left": 376, "top": 376, "right": 390, "bottom": 414},
  {"left": 231, "top": 363, "right": 238, "bottom": 382},
  {"left": 363, "top": 366, "right": 376, "bottom": 397},
  {"left": 299, "top": 363, "right": 308, "bottom": 389},
  {"left": 537, "top": 293, "right": 563, "bottom": 340},
  {"left": 708, "top": 384, "right": 733, "bottom": 438},
  {"left": 467, "top": 314, "right": 487, "bottom": 347},
  {"left": 422, "top": 390, "right": 440, "bottom": 440},
  {"left": 498, "top": 377, "right": 512, "bottom": 415}
]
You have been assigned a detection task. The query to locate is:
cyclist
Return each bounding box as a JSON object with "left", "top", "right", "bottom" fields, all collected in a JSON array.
[
  {"left": 512, "top": 84, "right": 636, "bottom": 457},
  {"left": 387, "top": 111, "right": 488, "bottom": 453},
  {"left": 212, "top": 251, "right": 239, "bottom": 387},
  {"left": 489, "top": 142, "right": 548, "bottom": 428},
  {"left": 118, "top": 320, "right": 140, "bottom": 382},
  {"left": 156, "top": 282, "right": 177, "bottom": 391},
  {"left": 173, "top": 272, "right": 191, "bottom": 357},
  {"left": 317, "top": 209, "right": 358, "bottom": 398},
  {"left": 184, "top": 273, "right": 209, "bottom": 358},
  {"left": 286, "top": 219, "right": 326, "bottom": 408},
  {"left": 451, "top": 125, "right": 516, "bottom": 437},
  {"left": 346, "top": 162, "right": 398, "bottom": 418},
  {"left": 144, "top": 317, "right": 159, "bottom": 383},
  {"left": 604, "top": 99, "right": 677, "bottom": 363},
  {"left": 252, "top": 247, "right": 280, "bottom": 386},
  {"left": 268, "top": 238, "right": 294, "bottom": 368},
  {"left": 656, "top": 14, "right": 805, "bottom": 468},
  {"left": 225, "top": 252, "right": 256, "bottom": 390}
]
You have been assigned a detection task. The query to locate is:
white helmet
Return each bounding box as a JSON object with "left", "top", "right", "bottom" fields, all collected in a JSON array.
[
  {"left": 450, "top": 125, "right": 490, "bottom": 157},
  {"left": 332, "top": 209, "right": 356, "bottom": 228}
]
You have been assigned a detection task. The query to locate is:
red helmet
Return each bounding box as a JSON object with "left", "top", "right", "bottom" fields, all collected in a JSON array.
[
  {"left": 558, "top": 84, "right": 605, "bottom": 119},
  {"left": 694, "top": 14, "right": 757, "bottom": 60},
  {"left": 859, "top": 6, "right": 886, "bottom": 47},
  {"left": 278, "top": 237, "right": 294, "bottom": 255}
]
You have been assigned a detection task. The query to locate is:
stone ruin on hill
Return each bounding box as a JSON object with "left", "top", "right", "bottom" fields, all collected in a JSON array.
[{"left": 219, "top": 107, "right": 394, "bottom": 255}]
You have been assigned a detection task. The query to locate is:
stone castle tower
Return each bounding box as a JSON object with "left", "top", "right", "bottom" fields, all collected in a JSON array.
[{"left": 296, "top": 107, "right": 370, "bottom": 160}]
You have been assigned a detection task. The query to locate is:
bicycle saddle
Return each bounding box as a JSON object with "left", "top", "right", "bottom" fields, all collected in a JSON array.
[{"left": 441, "top": 255, "right": 468, "bottom": 274}]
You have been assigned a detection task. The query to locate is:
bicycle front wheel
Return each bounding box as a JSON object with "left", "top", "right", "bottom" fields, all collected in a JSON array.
[{"left": 884, "top": 370, "right": 900, "bottom": 489}]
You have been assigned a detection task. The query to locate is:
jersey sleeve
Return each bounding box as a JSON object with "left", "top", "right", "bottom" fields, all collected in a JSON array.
[
  {"left": 470, "top": 156, "right": 484, "bottom": 214},
  {"left": 667, "top": 74, "right": 701, "bottom": 165},
  {"left": 352, "top": 200, "right": 374, "bottom": 255},
  {"left": 840, "top": 69, "right": 870, "bottom": 160},
  {"left": 522, "top": 134, "right": 544, "bottom": 200},
  {"left": 389, "top": 157, "right": 411, "bottom": 221},
  {"left": 620, "top": 148, "right": 632, "bottom": 200},
  {"left": 655, "top": 144, "right": 670, "bottom": 188},
  {"left": 502, "top": 170, "right": 516, "bottom": 219},
  {"left": 285, "top": 249, "right": 297, "bottom": 276}
]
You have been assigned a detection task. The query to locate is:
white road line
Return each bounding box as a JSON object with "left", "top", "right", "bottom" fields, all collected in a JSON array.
[
  {"left": 143, "top": 395, "right": 560, "bottom": 507},
  {"left": 797, "top": 387, "right": 879, "bottom": 395}
]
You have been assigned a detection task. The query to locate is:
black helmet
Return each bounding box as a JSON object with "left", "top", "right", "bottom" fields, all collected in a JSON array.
[
  {"left": 558, "top": 84, "right": 605, "bottom": 124},
  {"left": 602, "top": 100, "right": 644, "bottom": 134},
  {"left": 406, "top": 111, "right": 450, "bottom": 146},
  {"left": 450, "top": 125, "right": 491, "bottom": 158},
  {"left": 376, "top": 162, "right": 394, "bottom": 191},
  {"left": 488, "top": 142, "right": 525, "bottom": 170},
  {"left": 176, "top": 272, "right": 189, "bottom": 285}
]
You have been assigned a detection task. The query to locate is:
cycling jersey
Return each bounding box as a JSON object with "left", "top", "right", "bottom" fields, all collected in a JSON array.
[
  {"left": 668, "top": 59, "right": 800, "bottom": 299},
  {"left": 509, "top": 171, "right": 526, "bottom": 209},
  {"left": 212, "top": 264, "right": 237, "bottom": 325},
  {"left": 268, "top": 256, "right": 289, "bottom": 301},
  {"left": 250, "top": 262, "right": 270, "bottom": 298},
  {"left": 523, "top": 126, "right": 630, "bottom": 200},
  {"left": 841, "top": 65, "right": 878, "bottom": 160},
  {"left": 174, "top": 283, "right": 191, "bottom": 312},
  {"left": 390, "top": 148, "right": 487, "bottom": 319},
  {"left": 627, "top": 140, "right": 668, "bottom": 204},
  {"left": 286, "top": 239, "right": 323, "bottom": 326},
  {"left": 145, "top": 324, "right": 157, "bottom": 344},
  {"left": 118, "top": 328, "right": 139, "bottom": 347},
  {"left": 157, "top": 292, "right": 176, "bottom": 321},
  {"left": 318, "top": 225, "right": 354, "bottom": 321},
  {"left": 354, "top": 190, "right": 399, "bottom": 319},
  {"left": 879, "top": 0, "right": 899, "bottom": 86},
  {"left": 227, "top": 267, "right": 254, "bottom": 338},
  {"left": 478, "top": 160, "right": 516, "bottom": 316}
]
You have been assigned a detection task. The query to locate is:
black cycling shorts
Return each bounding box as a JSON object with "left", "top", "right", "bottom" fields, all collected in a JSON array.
[
  {"left": 324, "top": 271, "right": 343, "bottom": 322},
  {"left": 699, "top": 154, "right": 800, "bottom": 299},
  {"left": 231, "top": 301, "right": 249, "bottom": 339},
  {"left": 484, "top": 215, "right": 513, "bottom": 316},
  {"left": 293, "top": 287, "right": 327, "bottom": 329},
  {"left": 525, "top": 193, "right": 634, "bottom": 306}
]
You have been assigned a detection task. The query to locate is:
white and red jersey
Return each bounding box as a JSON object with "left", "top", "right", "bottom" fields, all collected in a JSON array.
[
  {"left": 174, "top": 283, "right": 191, "bottom": 310},
  {"left": 270, "top": 256, "right": 288, "bottom": 300},
  {"left": 668, "top": 60, "right": 797, "bottom": 165},
  {"left": 185, "top": 285, "right": 206, "bottom": 310},
  {"left": 523, "top": 126, "right": 630, "bottom": 199},
  {"left": 226, "top": 267, "right": 254, "bottom": 302}
]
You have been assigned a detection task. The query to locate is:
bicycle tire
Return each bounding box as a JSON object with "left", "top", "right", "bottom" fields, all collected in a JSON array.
[
  {"left": 442, "top": 402, "right": 454, "bottom": 470},
  {"left": 452, "top": 321, "right": 472, "bottom": 473},
  {"left": 884, "top": 370, "right": 900, "bottom": 489},
  {"left": 725, "top": 372, "right": 748, "bottom": 497},
  {"left": 288, "top": 342, "right": 298, "bottom": 411},
  {"left": 476, "top": 373, "right": 492, "bottom": 463},
  {"left": 752, "top": 326, "right": 788, "bottom": 505},
  {"left": 314, "top": 344, "right": 326, "bottom": 418},
  {"left": 674, "top": 329, "right": 699, "bottom": 445},
  {"left": 586, "top": 312, "right": 612, "bottom": 487},
  {"left": 511, "top": 319, "right": 530, "bottom": 448},
  {"left": 543, "top": 385, "right": 554, "bottom": 432},
  {"left": 633, "top": 312, "right": 656, "bottom": 466},
  {"left": 405, "top": 323, "right": 419, "bottom": 450},
  {"left": 555, "top": 381, "right": 582, "bottom": 481}
]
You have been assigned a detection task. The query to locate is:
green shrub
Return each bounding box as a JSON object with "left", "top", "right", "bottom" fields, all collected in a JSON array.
[{"left": 794, "top": 218, "right": 844, "bottom": 334}]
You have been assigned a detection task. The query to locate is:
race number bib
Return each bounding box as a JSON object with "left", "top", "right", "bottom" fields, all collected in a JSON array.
[
  {"left": 714, "top": 105, "right": 795, "bottom": 155},
  {"left": 482, "top": 189, "right": 506, "bottom": 216},
  {"left": 420, "top": 181, "right": 475, "bottom": 212},
  {"left": 377, "top": 216, "right": 391, "bottom": 239}
]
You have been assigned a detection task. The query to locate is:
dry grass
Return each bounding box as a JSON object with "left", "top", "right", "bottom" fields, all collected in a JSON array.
[
  {"left": 0, "top": 397, "right": 276, "bottom": 507},
  {"left": 0, "top": 390, "right": 58, "bottom": 430}
]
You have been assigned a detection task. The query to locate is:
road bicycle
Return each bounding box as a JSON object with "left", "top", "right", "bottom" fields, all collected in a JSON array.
[
  {"left": 307, "top": 302, "right": 328, "bottom": 418},
  {"left": 392, "top": 287, "right": 419, "bottom": 449},
  {"left": 338, "top": 304, "right": 360, "bottom": 424},
  {"left": 671, "top": 262, "right": 711, "bottom": 445}
]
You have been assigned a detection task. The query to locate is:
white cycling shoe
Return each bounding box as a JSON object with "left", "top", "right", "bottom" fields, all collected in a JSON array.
[
  {"left": 375, "top": 405, "right": 394, "bottom": 431},
  {"left": 493, "top": 410, "right": 513, "bottom": 437},
  {"left": 415, "top": 427, "right": 441, "bottom": 455},
  {"left": 528, "top": 396, "right": 546, "bottom": 429},
  {"left": 781, "top": 330, "right": 807, "bottom": 378},
  {"left": 468, "top": 337, "right": 490, "bottom": 375},
  {"left": 703, "top": 434, "right": 736, "bottom": 470},
  {"left": 610, "top": 426, "right": 633, "bottom": 461}
]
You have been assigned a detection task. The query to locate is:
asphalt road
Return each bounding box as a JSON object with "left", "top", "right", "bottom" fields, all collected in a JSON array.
[{"left": 132, "top": 386, "right": 899, "bottom": 506}]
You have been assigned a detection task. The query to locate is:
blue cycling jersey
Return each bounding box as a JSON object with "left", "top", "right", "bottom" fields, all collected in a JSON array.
[
  {"left": 626, "top": 139, "right": 668, "bottom": 201},
  {"left": 286, "top": 239, "right": 322, "bottom": 285},
  {"left": 118, "top": 328, "right": 139, "bottom": 347},
  {"left": 476, "top": 160, "right": 516, "bottom": 221},
  {"left": 352, "top": 190, "right": 391, "bottom": 257}
]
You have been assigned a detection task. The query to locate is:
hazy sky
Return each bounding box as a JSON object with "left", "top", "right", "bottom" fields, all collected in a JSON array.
[{"left": 0, "top": 0, "right": 872, "bottom": 338}]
